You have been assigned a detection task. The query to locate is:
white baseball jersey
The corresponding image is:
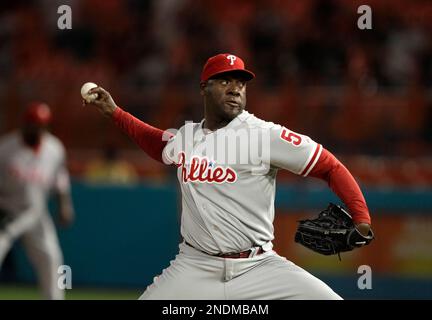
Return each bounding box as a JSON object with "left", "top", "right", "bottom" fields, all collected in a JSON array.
[
  {"left": 162, "top": 111, "right": 322, "bottom": 255},
  {"left": 0, "top": 131, "right": 70, "bottom": 219}
]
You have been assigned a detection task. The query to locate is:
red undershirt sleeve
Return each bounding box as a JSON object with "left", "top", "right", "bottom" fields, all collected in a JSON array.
[
  {"left": 112, "top": 107, "right": 172, "bottom": 164},
  {"left": 307, "top": 148, "right": 371, "bottom": 224}
]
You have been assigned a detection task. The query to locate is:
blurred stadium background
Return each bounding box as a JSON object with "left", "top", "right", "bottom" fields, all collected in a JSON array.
[{"left": 0, "top": 0, "right": 431, "bottom": 299}]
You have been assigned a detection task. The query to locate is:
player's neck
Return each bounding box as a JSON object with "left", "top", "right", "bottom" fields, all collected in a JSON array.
[
  {"left": 202, "top": 117, "right": 230, "bottom": 131},
  {"left": 204, "top": 108, "right": 240, "bottom": 131}
]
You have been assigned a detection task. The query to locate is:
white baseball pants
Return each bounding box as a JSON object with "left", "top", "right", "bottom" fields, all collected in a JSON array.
[
  {"left": 0, "top": 212, "right": 64, "bottom": 300},
  {"left": 139, "top": 242, "right": 342, "bottom": 300}
]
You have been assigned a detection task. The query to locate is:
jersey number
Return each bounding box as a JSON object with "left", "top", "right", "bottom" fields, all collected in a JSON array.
[{"left": 280, "top": 129, "right": 302, "bottom": 146}]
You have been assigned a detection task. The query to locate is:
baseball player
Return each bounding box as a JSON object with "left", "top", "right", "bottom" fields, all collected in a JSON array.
[
  {"left": 0, "top": 102, "right": 74, "bottom": 300},
  {"left": 86, "top": 53, "right": 371, "bottom": 299}
]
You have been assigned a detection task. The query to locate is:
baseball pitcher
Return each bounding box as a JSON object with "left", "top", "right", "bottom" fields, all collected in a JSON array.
[{"left": 85, "top": 53, "right": 372, "bottom": 299}]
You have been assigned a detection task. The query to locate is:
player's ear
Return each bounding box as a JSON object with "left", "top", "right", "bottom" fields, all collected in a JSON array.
[{"left": 200, "top": 81, "right": 208, "bottom": 96}]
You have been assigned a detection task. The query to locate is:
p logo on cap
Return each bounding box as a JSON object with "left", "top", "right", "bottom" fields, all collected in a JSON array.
[
  {"left": 227, "top": 55, "right": 237, "bottom": 65},
  {"left": 200, "top": 53, "right": 255, "bottom": 82}
]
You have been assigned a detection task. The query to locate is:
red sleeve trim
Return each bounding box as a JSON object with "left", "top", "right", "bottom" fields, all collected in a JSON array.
[{"left": 301, "top": 144, "right": 322, "bottom": 176}]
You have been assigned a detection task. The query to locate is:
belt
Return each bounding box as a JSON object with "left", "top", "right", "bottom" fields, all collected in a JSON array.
[{"left": 185, "top": 241, "right": 264, "bottom": 259}]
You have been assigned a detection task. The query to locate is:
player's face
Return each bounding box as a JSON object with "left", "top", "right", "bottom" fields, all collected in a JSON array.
[
  {"left": 201, "top": 73, "right": 247, "bottom": 121},
  {"left": 22, "top": 123, "right": 47, "bottom": 147}
]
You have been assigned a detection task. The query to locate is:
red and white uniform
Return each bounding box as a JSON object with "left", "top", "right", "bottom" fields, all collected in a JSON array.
[{"left": 0, "top": 131, "right": 70, "bottom": 300}]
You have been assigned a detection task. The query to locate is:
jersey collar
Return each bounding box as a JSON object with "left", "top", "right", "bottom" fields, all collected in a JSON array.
[
  {"left": 193, "top": 111, "right": 252, "bottom": 148},
  {"left": 199, "top": 110, "right": 251, "bottom": 132}
]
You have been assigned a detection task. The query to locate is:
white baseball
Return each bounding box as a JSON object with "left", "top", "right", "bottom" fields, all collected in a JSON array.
[{"left": 81, "top": 82, "right": 99, "bottom": 103}]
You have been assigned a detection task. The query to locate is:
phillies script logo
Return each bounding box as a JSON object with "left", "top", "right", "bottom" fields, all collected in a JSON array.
[{"left": 177, "top": 152, "right": 237, "bottom": 184}]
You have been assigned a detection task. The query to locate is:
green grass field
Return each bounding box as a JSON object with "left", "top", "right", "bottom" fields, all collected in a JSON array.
[{"left": 0, "top": 284, "right": 140, "bottom": 300}]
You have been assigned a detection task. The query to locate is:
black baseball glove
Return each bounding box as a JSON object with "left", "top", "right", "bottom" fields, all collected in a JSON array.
[{"left": 294, "top": 203, "right": 374, "bottom": 259}]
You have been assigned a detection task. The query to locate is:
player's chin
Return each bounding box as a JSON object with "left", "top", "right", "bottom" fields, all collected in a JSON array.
[{"left": 223, "top": 102, "right": 244, "bottom": 119}]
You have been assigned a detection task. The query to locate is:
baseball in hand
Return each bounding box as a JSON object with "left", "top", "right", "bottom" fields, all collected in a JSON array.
[{"left": 81, "top": 82, "right": 99, "bottom": 103}]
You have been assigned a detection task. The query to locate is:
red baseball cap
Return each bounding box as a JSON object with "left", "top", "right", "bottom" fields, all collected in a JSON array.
[
  {"left": 24, "top": 102, "right": 52, "bottom": 125},
  {"left": 200, "top": 53, "right": 255, "bottom": 82}
]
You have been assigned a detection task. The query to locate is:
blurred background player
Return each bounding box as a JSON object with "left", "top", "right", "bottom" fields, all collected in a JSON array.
[{"left": 0, "top": 102, "right": 74, "bottom": 300}]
